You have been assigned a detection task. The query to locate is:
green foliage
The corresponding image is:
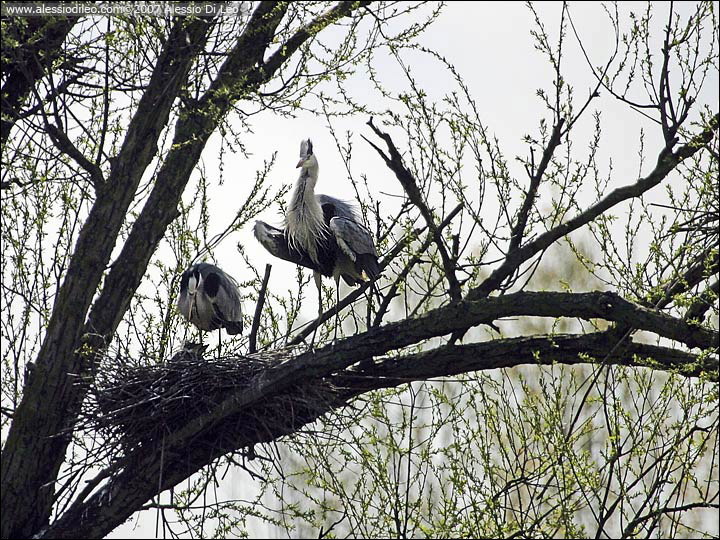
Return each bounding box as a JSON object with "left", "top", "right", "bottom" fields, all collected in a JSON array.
[{"left": 1, "top": 2, "right": 717, "bottom": 539}]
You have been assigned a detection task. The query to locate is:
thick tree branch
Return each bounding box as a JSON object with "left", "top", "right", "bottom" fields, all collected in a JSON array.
[
  {"left": 39, "top": 330, "right": 714, "bottom": 539},
  {"left": 73, "top": 288, "right": 714, "bottom": 538},
  {"left": 338, "top": 334, "right": 717, "bottom": 390},
  {"left": 1, "top": 18, "right": 214, "bottom": 540},
  {"left": 1, "top": 16, "right": 78, "bottom": 145},
  {"left": 137, "top": 291, "right": 720, "bottom": 455}
]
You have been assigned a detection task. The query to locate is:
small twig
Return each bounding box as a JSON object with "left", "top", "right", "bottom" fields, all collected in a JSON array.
[{"left": 249, "top": 264, "right": 272, "bottom": 353}]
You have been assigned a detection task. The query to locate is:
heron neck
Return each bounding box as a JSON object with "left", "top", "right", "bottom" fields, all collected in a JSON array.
[
  {"left": 287, "top": 167, "right": 326, "bottom": 263},
  {"left": 290, "top": 168, "right": 320, "bottom": 213}
]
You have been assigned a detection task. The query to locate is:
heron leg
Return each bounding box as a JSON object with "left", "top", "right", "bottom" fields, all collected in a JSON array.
[
  {"left": 367, "top": 279, "right": 378, "bottom": 325},
  {"left": 310, "top": 271, "right": 323, "bottom": 350},
  {"left": 333, "top": 275, "right": 340, "bottom": 343}
]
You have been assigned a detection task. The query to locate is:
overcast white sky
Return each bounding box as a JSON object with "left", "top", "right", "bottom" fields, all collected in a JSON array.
[
  {"left": 91, "top": 1, "right": 717, "bottom": 536},
  {"left": 157, "top": 0, "right": 718, "bottom": 344}
]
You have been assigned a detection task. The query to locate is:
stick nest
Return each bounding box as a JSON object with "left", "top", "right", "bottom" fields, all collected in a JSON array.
[{"left": 82, "top": 345, "right": 341, "bottom": 457}]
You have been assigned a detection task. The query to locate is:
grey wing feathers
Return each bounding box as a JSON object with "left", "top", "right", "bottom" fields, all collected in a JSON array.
[
  {"left": 330, "top": 217, "right": 381, "bottom": 281},
  {"left": 215, "top": 272, "right": 243, "bottom": 335},
  {"left": 317, "top": 194, "right": 360, "bottom": 221},
  {"left": 253, "top": 220, "right": 318, "bottom": 271},
  {"left": 331, "top": 217, "right": 381, "bottom": 282},
  {"left": 329, "top": 217, "right": 377, "bottom": 258},
  {"left": 216, "top": 273, "right": 242, "bottom": 317}
]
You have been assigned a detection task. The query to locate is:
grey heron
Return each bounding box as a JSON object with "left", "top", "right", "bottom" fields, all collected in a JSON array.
[
  {"left": 254, "top": 138, "right": 380, "bottom": 343},
  {"left": 177, "top": 263, "right": 243, "bottom": 345}
]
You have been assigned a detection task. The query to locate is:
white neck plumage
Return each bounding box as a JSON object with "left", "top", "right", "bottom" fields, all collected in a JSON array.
[{"left": 286, "top": 166, "right": 327, "bottom": 264}]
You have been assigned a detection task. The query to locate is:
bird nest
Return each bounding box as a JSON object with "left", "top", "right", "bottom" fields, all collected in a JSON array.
[{"left": 82, "top": 344, "right": 343, "bottom": 458}]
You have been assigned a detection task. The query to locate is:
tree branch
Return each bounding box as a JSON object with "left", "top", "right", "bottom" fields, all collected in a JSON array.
[
  {"left": 622, "top": 502, "right": 720, "bottom": 538},
  {"left": 44, "top": 123, "right": 105, "bottom": 189},
  {"left": 338, "top": 334, "right": 717, "bottom": 391},
  {"left": 372, "top": 203, "right": 464, "bottom": 327},
  {"left": 249, "top": 264, "right": 272, "bottom": 353},
  {"left": 39, "top": 330, "right": 714, "bottom": 539},
  {"left": 467, "top": 113, "right": 719, "bottom": 301},
  {"left": 158, "top": 289, "right": 720, "bottom": 496},
  {"left": 509, "top": 119, "right": 565, "bottom": 252},
  {"left": 365, "top": 117, "right": 462, "bottom": 300},
  {"left": 684, "top": 278, "right": 719, "bottom": 324},
  {"left": 261, "top": 1, "right": 372, "bottom": 79},
  {"left": 1, "top": 16, "right": 78, "bottom": 145}
]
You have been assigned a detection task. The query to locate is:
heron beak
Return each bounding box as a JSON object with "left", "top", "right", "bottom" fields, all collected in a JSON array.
[
  {"left": 187, "top": 273, "right": 200, "bottom": 320},
  {"left": 296, "top": 158, "right": 304, "bottom": 168}
]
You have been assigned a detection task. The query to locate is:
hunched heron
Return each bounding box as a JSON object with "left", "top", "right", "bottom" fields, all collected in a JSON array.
[{"left": 177, "top": 262, "right": 243, "bottom": 344}]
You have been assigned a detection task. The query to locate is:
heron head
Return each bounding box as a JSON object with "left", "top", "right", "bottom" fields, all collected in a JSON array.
[
  {"left": 187, "top": 268, "right": 201, "bottom": 296},
  {"left": 186, "top": 268, "right": 202, "bottom": 319},
  {"left": 296, "top": 139, "right": 318, "bottom": 171}
]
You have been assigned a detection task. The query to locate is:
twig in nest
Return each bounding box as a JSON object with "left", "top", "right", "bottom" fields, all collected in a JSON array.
[{"left": 249, "top": 264, "right": 272, "bottom": 353}]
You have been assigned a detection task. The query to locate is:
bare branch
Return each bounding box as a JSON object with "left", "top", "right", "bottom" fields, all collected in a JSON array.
[
  {"left": 249, "top": 264, "right": 272, "bottom": 354},
  {"left": 468, "top": 113, "right": 719, "bottom": 300},
  {"left": 365, "top": 117, "right": 462, "bottom": 301},
  {"left": 509, "top": 119, "right": 565, "bottom": 252},
  {"left": 622, "top": 502, "right": 720, "bottom": 538},
  {"left": 373, "top": 203, "right": 463, "bottom": 327},
  {"left": 45, "top": 123, "right": 105, "bottom": 189}
]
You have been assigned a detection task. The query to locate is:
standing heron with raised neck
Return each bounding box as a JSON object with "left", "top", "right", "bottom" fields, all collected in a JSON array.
[{"left": 254, "top": 138, "right": 380, "bottom": 343}]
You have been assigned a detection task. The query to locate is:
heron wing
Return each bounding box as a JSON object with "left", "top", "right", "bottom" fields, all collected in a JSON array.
[
  {"left": 202, "top": 268, "right": 243, "bottom": 334},
  {"left": 329, "top": 217, "right": 378, "bottom": 260},
  {"left": 215, "top": 272, "right": 243, "bottom": 322},
  {"left": 254, "top": 221, "right": 319, "bottom": 271},
  {"left": 317, "top": 194, "right": 360, "bottom": 222}
]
